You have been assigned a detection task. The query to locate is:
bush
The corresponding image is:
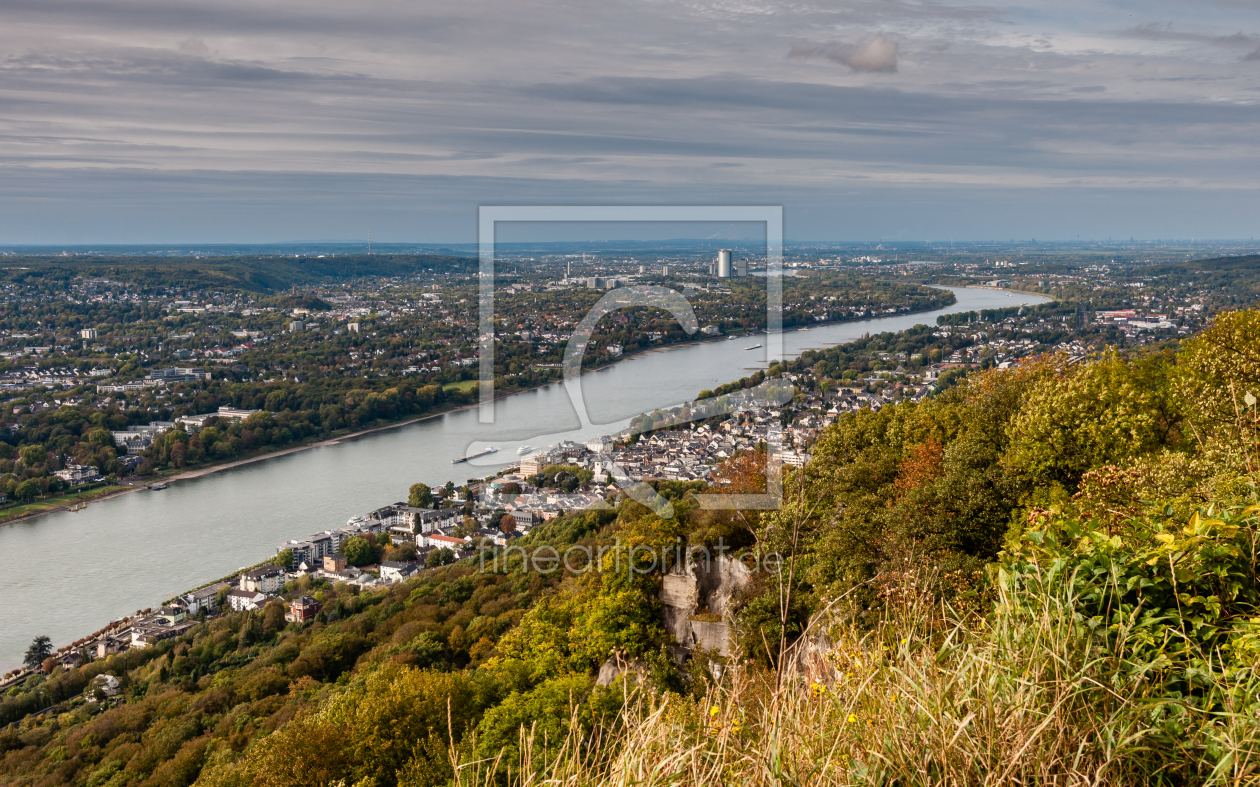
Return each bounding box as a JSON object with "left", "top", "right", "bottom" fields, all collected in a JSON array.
[{"left": 1004, "top": 499, "right": 1260, "bottom": 697}]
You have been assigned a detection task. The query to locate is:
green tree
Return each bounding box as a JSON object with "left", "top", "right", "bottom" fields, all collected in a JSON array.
[
  {"left": 473, "top": 674, "right": 601, "bottom": 774},
  {"left": 262, "top": 601, "right": 287, "bottom": 636},
  {"left": 391, "top": 541, "right": 419, "bottom": 562},
  {"left": 13, "top": 479, "right": 38, "bottom": 503},
  {"left": 1003, "top": 351, "right": 1180, "bottom": 488},
  {"left": 409, "top": 482, "right": 432, "bottom": 508},
  {"left": 1175, "top": 309, "right": 1260, "bottom": 439},
  {"left": 342, "top": 536, "right": 373, "bottom": 566},
  {"left": 23, "top": 635, "right": 52, "bottom": 670},
  {"left": 18, "top": 446, "right": 46, "bottom": 467},
  {"left": 425, "top": 547, "right": 454, "bottom": 568}
]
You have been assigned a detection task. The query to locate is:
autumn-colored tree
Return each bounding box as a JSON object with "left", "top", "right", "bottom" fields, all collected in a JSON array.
[{"left": 894, "top": 438, "right": 944, "bottom": 494}]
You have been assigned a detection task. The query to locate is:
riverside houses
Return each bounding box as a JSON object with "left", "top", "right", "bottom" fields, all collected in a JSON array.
[
  {"left": 379, "top": 561, "right": 419, "bottom": 582},
  {"left": 239, "top": 564, "right": 285, "bottom": 593},
  {"left": 278, "top": 517, "right": 386, "bottom": 565},
  {"left": 182, "top": 583, "right": 228, "bottom": 615},
  {"left": 419, "top": 532, "right": 466, "bottom": 549},
  {"left": 53, "top": 463, "right": 102, "bottom": 486},
  {"left": 227, "top": 589, "right": 269, "bottom": 612},
  {"left": 286, "top": 596, "right": 321, "bottom": 623}
]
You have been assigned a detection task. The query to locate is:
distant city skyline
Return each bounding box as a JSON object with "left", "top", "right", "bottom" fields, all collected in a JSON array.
[{"left": 1, "top": 0, "right": 1258, "bottom": 243}]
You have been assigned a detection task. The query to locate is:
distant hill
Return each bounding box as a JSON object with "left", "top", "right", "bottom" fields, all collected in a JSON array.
[
  {"left": 1159, "top": 253, "right": 1260, "bottom": 273},
  {"left": 0, "top": 253, "right": 477, "bottom": 293}
]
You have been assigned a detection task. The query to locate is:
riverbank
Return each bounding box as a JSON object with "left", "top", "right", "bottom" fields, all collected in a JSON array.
[
  {"left": 2, "top": 297, "right": 960, "bottom": 528},
  {"left": 0, "top": 484, "right": 132, "bottom": 529},
  {"left": 931, "top": 280, "right": 1056, "bottom": 300}
]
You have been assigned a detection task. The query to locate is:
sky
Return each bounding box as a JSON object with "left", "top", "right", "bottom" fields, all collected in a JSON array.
[{"left": 1, "top": 0, "right": 1259, "bottom": 244}]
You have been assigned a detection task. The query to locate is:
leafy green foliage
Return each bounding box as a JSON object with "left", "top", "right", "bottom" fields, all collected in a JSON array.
[
  {"left": 1004, "top": 502, "right": 1260, "bottom": 697},
  {"left": 341, "top": 535, "right": 374, "bottom": 567},
  {"left": 22, "top": 636, "right": 52, "bottom": 671},
  {"left": 472, "top": 673, "right": 620, "bottom": 776},
  {"left": 407, "top": 482, "right": 432, "bottom": 509},
  {"left": 1003, "top": 350, "right": 1183, "bottom": 487}
]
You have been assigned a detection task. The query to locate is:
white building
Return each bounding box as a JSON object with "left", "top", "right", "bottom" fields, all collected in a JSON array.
[
  {"left": 54, "top": 464, "right": 102, "bottom": 486},
  {"left": 418, "top": 533, "right": 467, "bottom": 549},
  {"left": 226, "top": 589, "right": 270, "bottom": 612},
  {"left": 239, "top": 564, "right": 285, "bottom": 593}
]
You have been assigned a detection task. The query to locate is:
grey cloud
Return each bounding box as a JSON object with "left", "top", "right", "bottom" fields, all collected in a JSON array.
[
  {"left": 0, "top": 50, "right": 372, "bottom": 89},
  {"left": 1246, "top": 48, "right": 1260, "bottom": 61},
  {"left": 0, "top": 0, "right": 470, "bottom": 38},
  {"left": 1124, "top": 22, "right": 1258, "bottom": 46},
  {"left": 1, "top": 0, "right": 1259, "bottom": 243},
  {"left": 178, "top": 38, "right": 210, "bottom": 56},
  {"left": 513, "top": 75, "right": 1260, "bottom": 178},
  {"left": 789, "top": 34, "right": 899, "bottom": 73}
]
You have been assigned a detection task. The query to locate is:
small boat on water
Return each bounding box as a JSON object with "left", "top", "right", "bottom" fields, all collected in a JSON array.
[
  {"left": 517, "top": 446, "right": 533, "bottom": 455},
  {"left": 68, "top": 502, "right": 86, "bottom": 512},
  {"left": 149, "top": 482, "right": 168, "bottom": 490},
  {"left": 453, "top": 447, "right": 498, "bottom": 464},
  {"left": 745, "top": 344, "right": 762, "bottom": 350}
]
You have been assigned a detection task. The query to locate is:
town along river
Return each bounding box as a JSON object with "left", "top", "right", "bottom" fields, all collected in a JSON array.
[{"left": 0, "top": 287, "right": 1050, "bottom": 667}]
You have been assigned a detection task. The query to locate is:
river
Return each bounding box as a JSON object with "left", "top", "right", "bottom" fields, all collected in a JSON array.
[{"left": 0, "top": 286, "right": 1050, "bottom": 668}]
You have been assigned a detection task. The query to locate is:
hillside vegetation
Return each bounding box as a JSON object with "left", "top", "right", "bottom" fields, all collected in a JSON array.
[
  {"left": 0, "top": 255, "right": 476, "bottom": 294},
  {"left": 7, "top": 310, "right": 1260, "bottom": 785}
]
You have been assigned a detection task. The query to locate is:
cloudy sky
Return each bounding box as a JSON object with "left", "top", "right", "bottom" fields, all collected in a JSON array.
[{"left": 1, "top": 0, "right": 1259, "bottom": 243}]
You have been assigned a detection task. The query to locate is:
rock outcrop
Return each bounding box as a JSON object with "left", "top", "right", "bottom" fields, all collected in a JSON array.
[
  {"left": 595, "top": 651, "right": 648, "bottom": 686},
  {"left": 659, "top": 553, "right": 750, "bottom": 657}
]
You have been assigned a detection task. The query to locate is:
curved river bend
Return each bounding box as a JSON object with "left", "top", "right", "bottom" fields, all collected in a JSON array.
[{"left": 0, "top": 287, "right": 1049, "bottom": 667}]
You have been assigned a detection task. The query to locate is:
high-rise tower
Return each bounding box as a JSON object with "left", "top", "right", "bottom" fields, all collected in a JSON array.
[{"left": 716, "top": 249, "right": 732, "bottom": 278}]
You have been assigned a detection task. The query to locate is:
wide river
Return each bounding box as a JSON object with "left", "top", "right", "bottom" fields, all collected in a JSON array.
[{"left": 0, "top": 287, "right": 1049, "bottom": 668}]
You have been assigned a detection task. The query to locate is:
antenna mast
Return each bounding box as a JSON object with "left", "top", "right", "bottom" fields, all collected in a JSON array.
[{"left": 368, "top": 230, "right": 371, "bottom": 255}]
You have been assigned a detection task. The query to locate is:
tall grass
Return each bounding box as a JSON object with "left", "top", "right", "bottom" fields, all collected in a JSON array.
[{"left": 451, "top": 571, "right": 1260, "bottom": 787}]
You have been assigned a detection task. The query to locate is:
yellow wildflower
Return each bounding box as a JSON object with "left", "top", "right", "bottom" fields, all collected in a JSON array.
[
  {"left": 709, "top": 706, "right": 720, "bottom": 717},
  {"left": 847, "top": 713, "right": 859, "bottom": 724}
]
